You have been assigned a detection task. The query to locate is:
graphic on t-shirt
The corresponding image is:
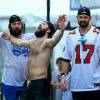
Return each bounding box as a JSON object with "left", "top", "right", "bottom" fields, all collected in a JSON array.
[{"left": 12, "top": 44, "right": 29, "bottom": 57}]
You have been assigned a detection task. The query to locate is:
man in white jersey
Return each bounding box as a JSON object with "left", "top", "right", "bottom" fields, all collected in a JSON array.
[
  {"left": 0, "top": 15, "right": 35, "bottom": 100},
  {"left": 61, "top": 7, "right": 100, "bottom": 100}
]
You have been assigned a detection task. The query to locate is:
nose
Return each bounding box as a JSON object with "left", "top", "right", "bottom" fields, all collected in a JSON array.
[
  {"left": 81, "top": 17, "right": 86, "bottom": 21},
  {"left": 15, "top": 24, "right": 21, "bottom": 28},
  {"left": 38, "top": 24, "right": 41, "bottom": 29},
  {"left": 15, "top": 24, "right": 19, "bottom": 27}
]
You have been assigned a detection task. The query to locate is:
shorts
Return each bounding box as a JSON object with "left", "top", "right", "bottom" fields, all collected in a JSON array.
[
  {"left": 20, "top": 78, "right": 50, "bottom": 100},
  {"left": 2, "top": 83, "right": 26, "bottom": 100}
]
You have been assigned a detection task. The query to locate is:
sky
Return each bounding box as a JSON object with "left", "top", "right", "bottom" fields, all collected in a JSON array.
[
  {"left": 0, "top": 0, "right": 46, "bottom": 16},
  {"left": 0, "top": 0, "right": 100, "bottom": 16},
  {"left": 0, "top": 0, "right": 70, "bottom": 16}
]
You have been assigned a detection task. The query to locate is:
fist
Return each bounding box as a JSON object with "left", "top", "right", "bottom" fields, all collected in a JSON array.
[
  {"left": 59, "top": 15, "right": 67, "bottom": 22},
  {"left": 58, "top": 20, "right": 65, "bottom": 30},
  {"left": 57, "top": 15, "right": 67, "bottom": 29},
  {"left": 2, "top": 32, "right": 10, "bottom": 40}
]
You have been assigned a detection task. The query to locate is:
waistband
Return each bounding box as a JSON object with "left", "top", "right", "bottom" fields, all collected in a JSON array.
[{"left": 27, "top": 78, "right": 48, "bottom": 86}]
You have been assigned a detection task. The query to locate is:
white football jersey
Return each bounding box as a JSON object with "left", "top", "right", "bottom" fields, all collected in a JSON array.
[{"left": 64, "top": 26, "right": 100, "bottom": 91}]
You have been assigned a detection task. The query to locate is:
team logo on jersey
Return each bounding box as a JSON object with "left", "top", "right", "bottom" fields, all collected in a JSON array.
[{"left": 12, "top": 44, "right": 29, "bottom": 57}]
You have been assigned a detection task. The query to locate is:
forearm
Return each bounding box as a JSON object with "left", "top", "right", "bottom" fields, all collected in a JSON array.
[
  {"left": 47, "top": 29, "right": 64, "bottom": 48},
  {"left": 52, "top": 29, "right": 64, "bottom": 45},
  {"left": 10, "top": 37, "right": 30, "bottom": 48}
]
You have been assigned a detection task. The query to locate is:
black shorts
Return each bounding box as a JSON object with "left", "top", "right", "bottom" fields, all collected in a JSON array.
[{"left": 20, "top": 78, "right": 50, "bottom": 100}]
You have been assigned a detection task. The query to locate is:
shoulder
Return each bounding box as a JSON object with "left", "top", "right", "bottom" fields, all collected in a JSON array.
[
  {"left": 21, "top": 33, "right": 36, "bottom": 40},
  {"left": 22, "top": 32, "right": 36, "bottom": 37},
  {"left": 92, "top": 26, "right": 100, "bottom": 34},
  {"left": 69, "top": 30, "right": 76, "bottom": 35},
  {"left": 68, "top": 28, "right": 78, "bottom": 36},
  {"left": 63, "top": 30, "right": 70, "bottom": 38},
  {"left": 52, "top": 70, "right": 60, "bottom": 76},
  {"left": 66, "top": 29, "right": 77, "bottom": 40}
]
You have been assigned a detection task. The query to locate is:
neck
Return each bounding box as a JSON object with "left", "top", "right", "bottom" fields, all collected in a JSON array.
[
  {"left": 79, "top": 26, "right": 90, "bottom": 35},
  {"left": 44, "top": 32, "right": 48, "bottom": 38}
]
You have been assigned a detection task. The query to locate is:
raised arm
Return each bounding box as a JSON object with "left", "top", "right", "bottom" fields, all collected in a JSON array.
[
  {"left": 10, "top": 37, "right": 32, "bottom": 48},
  {"left": 2, "top": 32, "right": 32, "bottom": 48},
  {"left": 45, "top": 18, "right": 66, "bottom": 48}
]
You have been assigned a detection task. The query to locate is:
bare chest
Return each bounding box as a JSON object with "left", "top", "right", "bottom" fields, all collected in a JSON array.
[{"left": 29, "top": 40, "right": 44, "bottom": 56}]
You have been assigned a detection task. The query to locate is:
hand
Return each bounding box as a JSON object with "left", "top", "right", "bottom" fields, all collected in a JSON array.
[
  {"left": 58, "top": 15, "right": 67, "bottom": 22},
  {"left": 58, "top": 21, "right": 65, "bottom": 30},
  {"left": 2, "top": 32, "right": 10, "bottom": 40},
  {"left": 54, "top": 15, "right": 67, "bottom": 30},
  {"left": 60, "top": 78, "right": 67, "bottom": 91},
  {"left": 57, "top": 15, "right": 67, "bottom": 30},
  {"left": 57, "top": 15, "right": 67, "bottom": 29}
]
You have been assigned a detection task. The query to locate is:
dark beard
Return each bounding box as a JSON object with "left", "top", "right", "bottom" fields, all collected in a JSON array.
[
  {"left": 9, "top": 27, "right": 22, "bottom": 37},
  {"left": 35, "top": 30, "right": 46, "bottom": 38},
  {"left": 78, "top": 21, "right": 89, "bottom": 28}
]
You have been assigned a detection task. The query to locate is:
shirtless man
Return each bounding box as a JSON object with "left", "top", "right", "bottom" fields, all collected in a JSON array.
[{"left": 3, "top": 16, "right": 66, "bottom": 100}]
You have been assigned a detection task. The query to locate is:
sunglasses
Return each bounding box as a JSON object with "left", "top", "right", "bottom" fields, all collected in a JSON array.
[{"left": 79, "top": 35, "right": 87, "bottom": 45}]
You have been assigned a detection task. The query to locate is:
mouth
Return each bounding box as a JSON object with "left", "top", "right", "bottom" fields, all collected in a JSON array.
[
  {"left": 80, "top": 21, "right": 86, "bottom": 24},
  {"left": 14, "top": 29, "right": 20, "bottom": 32}
]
